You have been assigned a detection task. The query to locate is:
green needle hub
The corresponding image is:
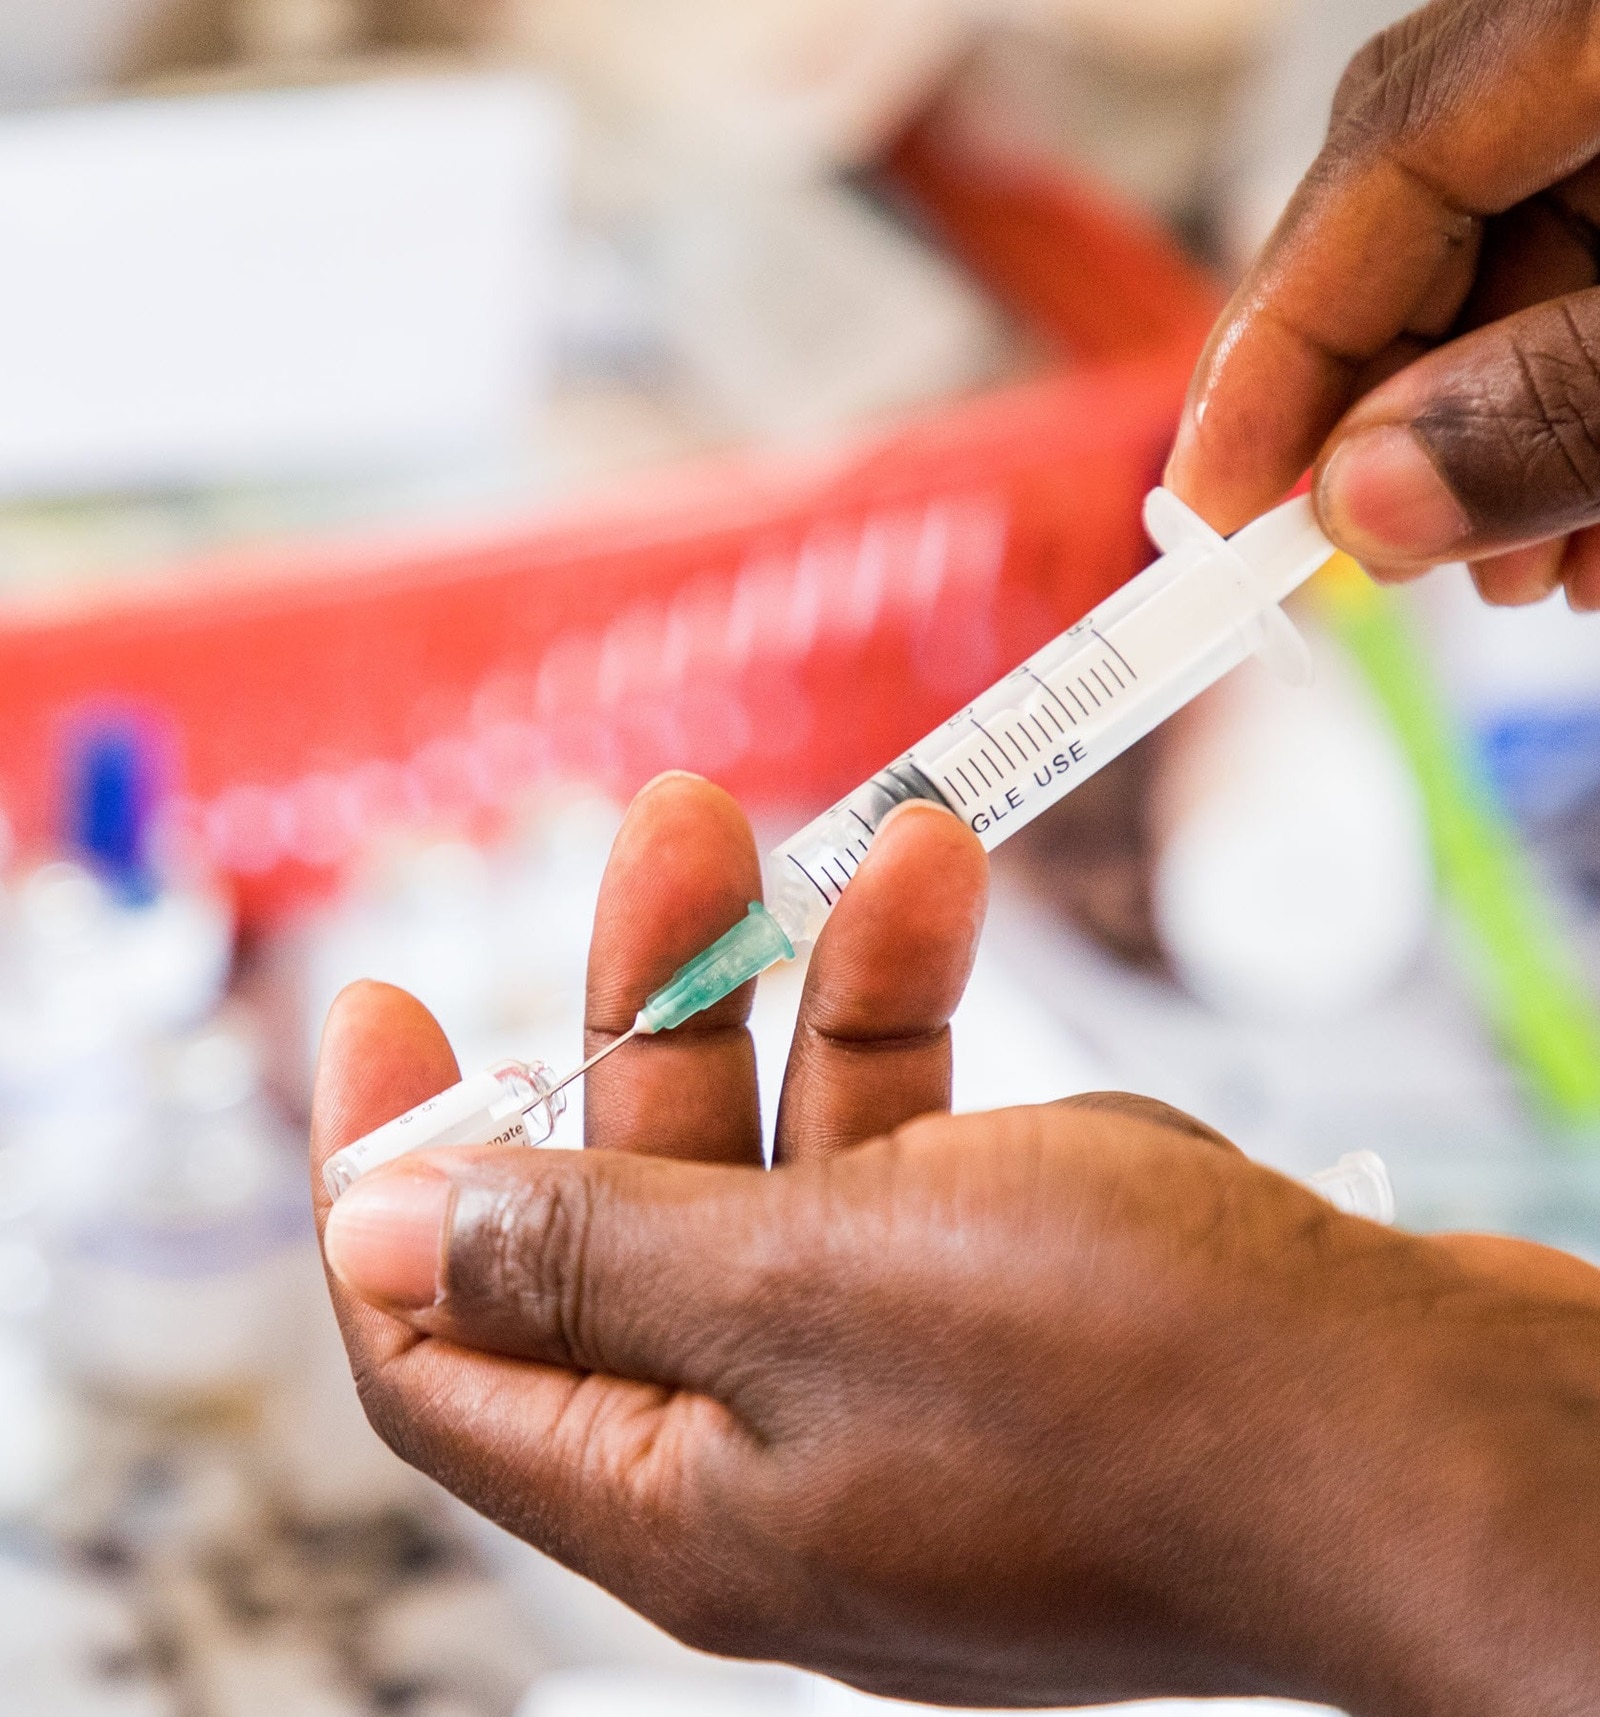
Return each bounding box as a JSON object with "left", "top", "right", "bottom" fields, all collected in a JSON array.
[{"left": 637, "top": 903, "right": 796, "bottom": 1035}]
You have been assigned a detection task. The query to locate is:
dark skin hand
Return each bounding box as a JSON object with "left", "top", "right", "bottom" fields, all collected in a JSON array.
[
  {"left": 1166, "top": 0, "right": 1600, "bottom": 609},
  {"left": 312, "top": 774, "right": 1600, "bottom": 1715}
]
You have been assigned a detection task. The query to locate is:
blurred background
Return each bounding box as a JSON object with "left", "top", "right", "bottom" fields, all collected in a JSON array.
[{"left": 0, "top": 1, "right": 1596, "bottom": 1713}]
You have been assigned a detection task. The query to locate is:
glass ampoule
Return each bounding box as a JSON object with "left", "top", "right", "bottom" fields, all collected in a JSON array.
[{"left": 322, "top": 1059, "right": 566, "bottom": 1200}]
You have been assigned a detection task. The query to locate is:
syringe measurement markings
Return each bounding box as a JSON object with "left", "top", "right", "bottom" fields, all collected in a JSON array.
[
  {"left": 1034, "top": 703, "right": 1065, "bottom": 737},
  {"left": 1024, "top": 669, "right": 1077, "bottom": 728},
  {"left": 787, "top": 853, "right": 837, "bottom": 907},
  {"left": 1061, "top": 681, "right": 1091, "bottom": 719},
  {"left": 1093, "top": 630, "right": 1138, "bottom": 683},
  {"left": 821, "top": 667, "right": 1128, "bottom": 893},
  {"left": 972, "top": 721, "right": 1019, "bottom": 769},
  {"left": 990, "top": 721, "right": 1022, "bottom": 758},
  {"left": 823, "top": 857, "right": 853, "bottom": 891},
  {"left": 1029, "top": 699, "right": 1066, "bottom": 737}
]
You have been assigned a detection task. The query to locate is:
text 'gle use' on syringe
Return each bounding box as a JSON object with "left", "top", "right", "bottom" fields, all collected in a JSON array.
[{"left": 323, "top": 487, "right": 1393, "bottom": 1224}]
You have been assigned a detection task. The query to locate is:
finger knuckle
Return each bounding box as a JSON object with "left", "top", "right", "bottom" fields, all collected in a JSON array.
[
  {"left": 443, "top": 1167, "right": 601, "bottom": 1365},
  {"left": 1056, "top": 1090, "right": 1238, "bottom": 1152},
  {"left": 1330, "top": 14, "right": 1438, "bottom": 145},
  {"left": 1426, "top": 302, "right": 1600, "bottom": 524},
  {"left": 514, "top": 1174, "right": 598, "bottom": 1367},
  {"left": 1523, "top": 305, "right": 1600, "bottom": 490},
  {"left": 1328, "top": 2, "right": 1545, "bottom": 163},
  {"left": 1330, "top": 27, "right": 1398, "bottom": 127}
]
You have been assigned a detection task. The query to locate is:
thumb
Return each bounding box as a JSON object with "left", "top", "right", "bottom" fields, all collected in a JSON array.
[
  {"left": 1314, "top": 287, "right": 1600, "bottom": 581},
  {"left": 323, "top": 1144, "right": 786, "bottom": 1404}
]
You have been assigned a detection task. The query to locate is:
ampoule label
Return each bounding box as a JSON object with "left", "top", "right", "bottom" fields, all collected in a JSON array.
[{"left": 323, "top": 1070, "right": 532, "bottom": 1198}]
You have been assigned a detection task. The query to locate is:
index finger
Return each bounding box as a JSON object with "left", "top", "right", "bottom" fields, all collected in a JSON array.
[
  {"left": 582, "top": 772, "right": 765, "bottom": 1165},
  {"left": 1166, "top": 0, "right": 1600, "bottom": 532}
]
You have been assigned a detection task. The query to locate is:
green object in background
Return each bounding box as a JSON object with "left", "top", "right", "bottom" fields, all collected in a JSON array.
[{"left": 1313, "top": 555, "right": 1600, "bottom": 1131}]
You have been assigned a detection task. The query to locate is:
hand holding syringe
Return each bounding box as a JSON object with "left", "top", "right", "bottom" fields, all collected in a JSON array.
[{"left": 324, "top": 489, "right": 1394, "bottom": 1222}]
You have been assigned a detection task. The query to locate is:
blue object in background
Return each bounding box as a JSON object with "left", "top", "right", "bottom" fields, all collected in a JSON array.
[
  {"left": 1479, "top": 708, "right": 1600, "bottom": 830},
  {"left": 71, "top": 723, "right": 159, "bottom": 906}
]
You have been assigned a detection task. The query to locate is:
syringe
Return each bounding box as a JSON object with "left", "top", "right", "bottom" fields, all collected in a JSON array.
[{"left": 324, "top": 488, "right": 1344, "bottom": 1203}]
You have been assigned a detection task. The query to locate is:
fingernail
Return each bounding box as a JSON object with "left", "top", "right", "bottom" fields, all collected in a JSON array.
[
  {"left": 1318, "top": 425, "right": 1472, "bottom": 562},
  {"left": 636, "top": 770, "right": 706, "bottom": 799},
  {"left": 324, "top": 1163, "right": 452, "bottom": 1310}
]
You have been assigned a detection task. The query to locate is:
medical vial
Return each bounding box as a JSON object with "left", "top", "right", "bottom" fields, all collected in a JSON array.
[{"left": 322, "top": 1059, "right": 567, "bottom": 1201}]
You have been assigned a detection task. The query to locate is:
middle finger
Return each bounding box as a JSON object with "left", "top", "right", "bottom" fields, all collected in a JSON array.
[{"left": 775, "top": 803, "right": 988, "bottom": 1164}]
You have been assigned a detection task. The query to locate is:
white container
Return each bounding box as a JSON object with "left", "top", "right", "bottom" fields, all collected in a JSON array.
[
  {"left": 657, "top": 182, "right": 1011, "bottom": 439},
  {"left": 520, "top": 1666, "right": 802, "bottom": 1717},
  {"left": 513, "top": 0, "right": 967, "bottom": 181},
  {"left": 0, "top": 72, "right": 566, "bottom": 495},
  {"left": 1151, "top": 632, "right": 1435, "bottom": 1022}
]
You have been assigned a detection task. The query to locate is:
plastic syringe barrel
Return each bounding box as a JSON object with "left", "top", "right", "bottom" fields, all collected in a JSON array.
[{"left": 766, "top": 491, "right": 1335, "bottom": 948}]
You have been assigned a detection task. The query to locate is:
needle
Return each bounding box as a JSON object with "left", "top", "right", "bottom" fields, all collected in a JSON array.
[{"left": 543, "top": 1024, "right": 643, "bottom": 1103}]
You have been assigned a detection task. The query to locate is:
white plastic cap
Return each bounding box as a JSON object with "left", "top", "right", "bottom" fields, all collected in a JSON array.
[
  {"left": 1307, "top": 1151, "right": 1397, "bottom": 1225},
  {"left": 1152, "top": 628, "right": 1435, "bottom": 1023}
]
